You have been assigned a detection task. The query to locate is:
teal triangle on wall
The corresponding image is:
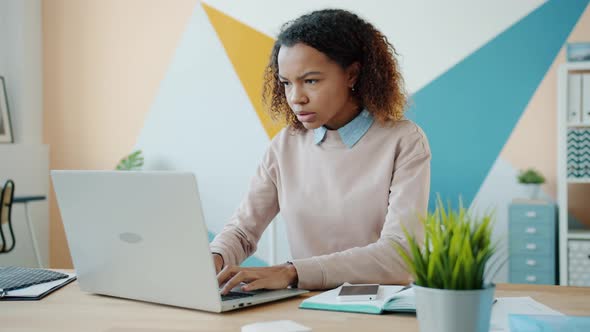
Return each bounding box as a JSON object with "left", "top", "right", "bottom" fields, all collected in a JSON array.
[{"left": 408, "top": 0, "right": 589, "bottom": 210}]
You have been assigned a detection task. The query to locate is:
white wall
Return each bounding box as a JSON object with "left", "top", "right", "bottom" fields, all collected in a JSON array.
[
  {"left": 0, "top": 0, "right": 44, "bottom": 144},
  {"left": 0, "top": 0, "right": 48, "bottom": 267}
]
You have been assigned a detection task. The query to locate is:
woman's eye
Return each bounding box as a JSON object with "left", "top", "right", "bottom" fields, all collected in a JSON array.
[
  {"left": 280, "top": 81, "right": 290, "bottom": 86},
  {"left": 305, "top": 79, "right": 318, "bottom": 84}
]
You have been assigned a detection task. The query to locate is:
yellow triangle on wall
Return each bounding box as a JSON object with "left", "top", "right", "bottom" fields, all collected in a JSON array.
[{"left": 202, "top": 2, "right": 283, "bottom": 139}]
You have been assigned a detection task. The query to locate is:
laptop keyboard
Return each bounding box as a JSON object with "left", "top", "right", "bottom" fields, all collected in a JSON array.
[
  {"left": 221, "top": 291, "right": 256, "bottom": 301},
  {"left": 0, "top": 266, "right": 69, "bottom": 292}
]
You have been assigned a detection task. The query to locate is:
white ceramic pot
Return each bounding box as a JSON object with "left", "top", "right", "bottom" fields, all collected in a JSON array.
[
  {"left": 522, "top": 183, "right": 541, "bottom": 199},
  {"left": 413, "top": 283, "right": 495, "bottom": 332}
]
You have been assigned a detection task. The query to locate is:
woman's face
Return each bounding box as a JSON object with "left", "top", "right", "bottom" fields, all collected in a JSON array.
[{"left": 277, "top": 43, "right": 359, "bottom": 130}]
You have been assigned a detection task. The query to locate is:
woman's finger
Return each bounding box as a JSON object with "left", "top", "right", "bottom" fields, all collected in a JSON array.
[
  {"left": 220, "top": 270, "right": 250, "bottom": 295},
  {"left": 241, "top": 278, "right": 267, "bottom": 291},
  {"left": 216, "top": 265, "right": 239, "bottom": 287}
]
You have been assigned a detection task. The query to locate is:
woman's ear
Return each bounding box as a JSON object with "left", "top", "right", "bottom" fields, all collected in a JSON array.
[{"left": 346, "top": 62, "right": 361, "bottom": 88}]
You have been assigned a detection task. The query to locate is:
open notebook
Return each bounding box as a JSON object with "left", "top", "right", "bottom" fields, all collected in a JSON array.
[
  {"left": 0, "top": 269, "right": 76, "bottom": 301},
  {"left": 299, "top": 284, "right": 415, "bottom": 315}
]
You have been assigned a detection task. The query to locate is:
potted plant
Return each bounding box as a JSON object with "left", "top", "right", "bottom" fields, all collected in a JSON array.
[
  {"left": 395, "top": 198, "right": 497, "bottom": 332},
  {"left": 517, "top": 168, "right": 545, "bottom": 199},
  {"left": 116, "top": 150, "right": 144, "bottom": 171}
]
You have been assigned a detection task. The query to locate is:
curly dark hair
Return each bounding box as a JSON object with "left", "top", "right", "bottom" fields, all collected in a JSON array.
[{"left": 263, "top": 9, "right": 407, "bottom": 131}]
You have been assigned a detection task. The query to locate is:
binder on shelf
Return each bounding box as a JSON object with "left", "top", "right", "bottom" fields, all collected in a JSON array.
[
  {"left": 583, "top": 74, "right": 590, "bottom": 126},
  {"left": 567, "top": 128, "right": 590, "bottom": 179},
  {"left": 567, "top": 129, "right": 580, "bottom": 178},
  {"left": 580, "top": 129, "right": 590, "bottom": 178},
  {"left": 568, "top": 74, "right": 583, "bottom": 126}
]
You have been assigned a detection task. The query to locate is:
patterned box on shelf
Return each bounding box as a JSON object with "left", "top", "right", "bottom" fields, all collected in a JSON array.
[
  {"left": 568, "top": 240, "right": 590, "bottom": 286},
  {"left": 509, "top": 202, "right": 557, "bottom": 285},
  {"left": 567, "top": 128, "right": 590, "bottom": 178}
]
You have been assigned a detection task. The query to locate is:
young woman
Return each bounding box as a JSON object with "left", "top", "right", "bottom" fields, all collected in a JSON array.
[{"left": 211, "top": 9, "right": 430, "bottom": 294}]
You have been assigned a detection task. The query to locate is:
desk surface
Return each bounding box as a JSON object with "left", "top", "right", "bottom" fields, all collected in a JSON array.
[{"left": 2, "top": 281, "right": 589, "bottom": 332}]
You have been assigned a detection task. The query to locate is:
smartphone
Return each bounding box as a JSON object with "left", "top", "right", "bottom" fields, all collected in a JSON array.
[{"left": 337, "top": 284, "right": 379, "bottom": 301}]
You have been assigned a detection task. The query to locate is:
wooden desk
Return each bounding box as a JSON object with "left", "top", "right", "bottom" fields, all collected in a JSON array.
[{"left": 2, "top": 282, "right": 589, "bottom": 331}]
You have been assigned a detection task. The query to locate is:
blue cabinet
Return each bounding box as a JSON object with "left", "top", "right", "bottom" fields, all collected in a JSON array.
[{"left": 508, "top": 202, "right": 557, "bottom": 285}]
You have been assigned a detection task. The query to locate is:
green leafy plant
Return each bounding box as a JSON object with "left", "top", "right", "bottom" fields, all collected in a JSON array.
[
  {"left": 394, "top": 197, "right": 496, "bottom": 290},
  {"left": 517, "top": 168, "right": 545, "bottom": 184},
  {"left": 115, "top": 150, "right": 144, "bottom": 171}
]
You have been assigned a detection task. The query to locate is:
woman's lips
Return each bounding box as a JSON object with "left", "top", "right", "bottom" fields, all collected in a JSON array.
[{"left": 297, "top": 112, "right": 317, "bottom": 122}]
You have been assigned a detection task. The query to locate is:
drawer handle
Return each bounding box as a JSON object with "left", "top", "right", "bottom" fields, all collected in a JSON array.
[
  {"left": 526, "top": 243, "right": 537, "bottom": 250},
  {"left": 526, "top": 275, "right": 537, "bottom": 282},
  {"left": 525, "top": 211, "right": 537, "bottom": 218},
  {"left": 525, "top": 227, "right": 537, "bottom": 234},
  {"left": 526, "top": 259, "right": 537, "bottom": 266}
]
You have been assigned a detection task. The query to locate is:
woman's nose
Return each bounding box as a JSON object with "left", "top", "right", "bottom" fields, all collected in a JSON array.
[{"left": 289, "top": 85, "right": 308, "bottom": 105}]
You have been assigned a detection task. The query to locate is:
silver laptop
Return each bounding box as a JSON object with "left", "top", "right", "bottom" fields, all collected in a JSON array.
[{"left": 51, "top": 170, "right": 307, "bottom": 312}]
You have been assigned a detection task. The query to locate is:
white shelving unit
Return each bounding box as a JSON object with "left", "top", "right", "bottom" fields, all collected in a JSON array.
[
  {"left": 557, "top": 61, "right": 590, "bottom": 286},
  {"left": 569, "top": 230, "right": 590, "bottom": 240}
]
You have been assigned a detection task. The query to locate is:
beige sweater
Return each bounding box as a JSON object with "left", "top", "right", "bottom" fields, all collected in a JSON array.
[{"left": 210, "top": 119, "right": 431, "bottom": 290}]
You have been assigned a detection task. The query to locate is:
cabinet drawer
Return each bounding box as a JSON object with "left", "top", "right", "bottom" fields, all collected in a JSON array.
[
  {"left": 509, "top": 237, "right": 554, "bottom": 255},
  {"left": 510, "top": 254, "right": 555, "bottom": 271},
  {"left": 509, "top": 205, "right": 555, "bottom": 224},
  {"left": 509, "top": 222, "right": 553, "bottom": 239},
  {"left": 510, "top": 270, "right": 555, "bottom": 284}
]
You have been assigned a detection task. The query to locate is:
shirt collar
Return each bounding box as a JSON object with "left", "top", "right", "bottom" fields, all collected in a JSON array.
[{"left": 313, "top": 109, "right": 374, "bottom": 148}]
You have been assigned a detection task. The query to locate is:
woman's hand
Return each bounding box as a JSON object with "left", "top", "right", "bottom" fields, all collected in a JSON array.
[{"left": 217, "top": 264, "right": 298, "bottom": 295}]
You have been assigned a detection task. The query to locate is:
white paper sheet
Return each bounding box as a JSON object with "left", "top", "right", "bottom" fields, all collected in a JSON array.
[{"left": 489, "top": 297, "right": 563, "bottom": 332}]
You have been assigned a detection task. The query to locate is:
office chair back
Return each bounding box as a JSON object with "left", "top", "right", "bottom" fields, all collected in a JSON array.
[{"left": 0, "top": 179, "right": 15, "bottom": 253}]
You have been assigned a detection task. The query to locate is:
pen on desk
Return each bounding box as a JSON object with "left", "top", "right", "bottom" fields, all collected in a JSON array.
[{"left": 397, "top": 284, "right": 412, "bottom": 293}]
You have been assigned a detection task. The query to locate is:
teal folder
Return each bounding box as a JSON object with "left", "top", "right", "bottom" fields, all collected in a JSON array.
[{"left": 510, "top": 314, "right": 590, "bottom": 332}]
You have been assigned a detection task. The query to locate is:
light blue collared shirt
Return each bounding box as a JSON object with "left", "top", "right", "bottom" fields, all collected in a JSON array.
[{"left": 313, "top": 109, "right": 374, "bottom": 148}]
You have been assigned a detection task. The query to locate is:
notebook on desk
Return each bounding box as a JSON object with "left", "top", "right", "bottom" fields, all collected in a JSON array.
[
  {"left": 0, "top": 267, "right": 76, "bottom": 301},
  {"left": 300, "top": 284, "right": 416, "bottom": 315}
]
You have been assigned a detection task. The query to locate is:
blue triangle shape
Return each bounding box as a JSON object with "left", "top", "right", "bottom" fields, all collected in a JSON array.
[{"left": 408, "top": 0, "right": 589, "bottom": 210}]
